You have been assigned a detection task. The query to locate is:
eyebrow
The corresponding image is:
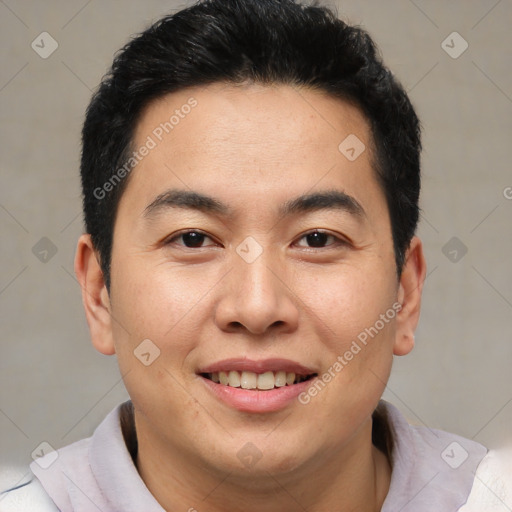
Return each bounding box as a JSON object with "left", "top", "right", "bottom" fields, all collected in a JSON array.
[
  {"left": 143, "top": 188, "right": 366, "bottom": 220},
  {"left": 144, "top": 189, "right": 229, "bottom": 217},
  {"left": 279, "top": 189, "right": 365, "bottom": 219}
]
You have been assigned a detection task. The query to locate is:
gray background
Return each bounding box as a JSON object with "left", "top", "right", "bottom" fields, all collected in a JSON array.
[{"left": 1, "top": 0, "right": 511, "bottom": 469}]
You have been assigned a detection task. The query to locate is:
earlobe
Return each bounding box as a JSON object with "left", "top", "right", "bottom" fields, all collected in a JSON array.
[
  {"left": 393, "top": 236, "right": 427, "bottom": 357},
  {"left": 74, "top": 234, "right": 116, "bottom": 356}
]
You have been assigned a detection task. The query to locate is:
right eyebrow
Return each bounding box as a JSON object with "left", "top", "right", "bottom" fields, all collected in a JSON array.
[{"left": 143, "top": 189, "right": 230, "bottom": 219}]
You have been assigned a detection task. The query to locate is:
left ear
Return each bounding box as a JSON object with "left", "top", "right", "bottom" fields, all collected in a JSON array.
[{"left": 393, "top": 236, "right": 427, "bottom": 356}]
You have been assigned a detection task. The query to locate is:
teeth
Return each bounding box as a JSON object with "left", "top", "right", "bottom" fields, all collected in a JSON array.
[
  {"left": 257, "top": 371, "right": 275, "bottom": 390},
  {"left": 209, "top": 370, "right": 309, "bottom": 390},
  {"left": 274, "top": 370, "right": 287, "bottom": 387},
  {"left": 228, "top": 370, "right": 241, "bottom": 387},
  {"left": 241, "top": 371, "right": 257, "bottom": 389}
]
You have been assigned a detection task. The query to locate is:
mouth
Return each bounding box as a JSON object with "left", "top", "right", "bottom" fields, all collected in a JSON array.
[
  {"left": 201, "top": 370, "right": 316, "bottom": 390},
  {"left": 197, "top": 359, "right": 318, "bottom": 412}
]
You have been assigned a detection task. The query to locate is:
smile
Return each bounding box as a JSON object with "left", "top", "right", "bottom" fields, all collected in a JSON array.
[
  {"left": 198, "top": 358, "right": 318, "bottom": 413},
  {"left": 202, "top": 370, "right": 315, "bottom": 390}
]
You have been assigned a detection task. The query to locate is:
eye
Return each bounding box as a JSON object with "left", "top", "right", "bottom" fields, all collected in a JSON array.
[
  {"left": 165, "top": 230, "right": 217, "bottom": 248},
  {"left": 295, "top": 230, "right": 345, "bottom": 249}
]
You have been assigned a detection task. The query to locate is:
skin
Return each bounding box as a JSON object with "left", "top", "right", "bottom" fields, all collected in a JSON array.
[{"left": 75, "top": 82, "right": 426, "bottom": 512}]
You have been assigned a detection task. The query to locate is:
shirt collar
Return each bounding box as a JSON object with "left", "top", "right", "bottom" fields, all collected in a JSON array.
[{"left": 375, "top": 400, "right": 487, "bottom": 511}]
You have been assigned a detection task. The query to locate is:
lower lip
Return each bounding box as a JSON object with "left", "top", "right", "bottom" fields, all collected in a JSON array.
[{"left": 199, "top": 375, "right": 316, "bottom": 413}]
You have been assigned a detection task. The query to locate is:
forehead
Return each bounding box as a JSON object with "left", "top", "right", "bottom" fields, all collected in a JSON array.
[
  {"left": 124, "top": 82, "right": 383, "bottom": 219},
  {"left": 136, "top": 82, "right": 371, "bottom": 157}
]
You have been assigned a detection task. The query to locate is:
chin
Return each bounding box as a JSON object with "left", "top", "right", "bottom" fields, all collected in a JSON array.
[{"left": 199, "top": 433, "right": 312, "bottom": 481}]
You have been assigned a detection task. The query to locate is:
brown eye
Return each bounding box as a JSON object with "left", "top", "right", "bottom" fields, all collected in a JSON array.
[
  {"left": 166, "top": 230, "right": 215, "bottom": 248},
  {"left": 296, "top": 230, "right": 340, "bottom": 249},
  {"left": 305, "top": 231, "right": 329, "bottom": 247},
  {"left": 181, "top": 231, "right": 207, "bottom": 247}
]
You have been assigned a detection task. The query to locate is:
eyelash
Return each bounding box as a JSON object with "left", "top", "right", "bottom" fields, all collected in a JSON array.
[{"left": 164, "top": 229, "right": 348, "bottom": 250}]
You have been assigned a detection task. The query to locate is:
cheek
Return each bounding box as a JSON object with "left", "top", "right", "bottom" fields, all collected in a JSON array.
[
  {"left": 108, "top": 259, "right": 212, "bottom": 423},
  {"left": 294, "top": 263, "right": 396, "bottom": 348},
  {"left": 108, "top": 259, "right": 205, "bottom": 375},
  {"left": 108, "top": 255, "right": 239, "bottom": 395},
  {"left": 293, "top": 262, "right": 398, "bottom": 413},
  {"left": 111, "top": 257, "right": 212, "bottom": 337},
  {"left": 294, "top": 266, "right": 397, "bottom": 415}
]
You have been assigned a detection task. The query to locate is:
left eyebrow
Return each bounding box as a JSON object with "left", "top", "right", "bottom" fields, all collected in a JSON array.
[{"left": 278, "top": 190, "right": 366, "bottom": 220}]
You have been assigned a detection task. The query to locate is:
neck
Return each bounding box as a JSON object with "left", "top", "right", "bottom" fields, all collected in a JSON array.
[{"left": 133, "top": 413, "right": 391, "bottom": 512}]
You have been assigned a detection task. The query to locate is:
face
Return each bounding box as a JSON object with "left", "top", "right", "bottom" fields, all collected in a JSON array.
[{"left": 78, "top": 82, "right": 424, "bottom": 480}]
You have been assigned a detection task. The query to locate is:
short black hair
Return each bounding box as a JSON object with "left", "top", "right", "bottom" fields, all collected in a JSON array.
[{"left": 81, "top": 0, "right": 421, "bottom": 290}]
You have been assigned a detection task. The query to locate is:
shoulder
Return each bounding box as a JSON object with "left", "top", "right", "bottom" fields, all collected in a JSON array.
[
  {"left": 459, "top": 446, "right": 512, "bottom": 511},
  {"left": 0, "top": 467, "right": 59, "bottom": 512},
  {"left": 0, "top": 403, "right": 129, "bottom": 512},
  {"left": 376, "top": 400, "right": 489, "bottom": 512}
]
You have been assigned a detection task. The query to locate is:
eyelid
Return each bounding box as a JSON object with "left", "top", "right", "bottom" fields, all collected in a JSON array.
[
  {"left": 163, "top": 228, "right": 350, "bottom": 250},
  {"left": 164, "top": 229, "right": 218, "bottom": 247},
  {"left": 294, "top": 229, "right": 350, "bottom": 249}
]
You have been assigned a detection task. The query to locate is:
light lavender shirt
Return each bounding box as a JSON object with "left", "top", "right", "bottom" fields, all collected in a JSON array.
[{"left": 25, "top": 400, "right": 487, "bottom": 511}]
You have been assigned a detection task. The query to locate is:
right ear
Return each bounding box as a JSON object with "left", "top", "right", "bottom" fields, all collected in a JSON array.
[{"left": 74, "top": 234, "right": 115, "bottom": 355}]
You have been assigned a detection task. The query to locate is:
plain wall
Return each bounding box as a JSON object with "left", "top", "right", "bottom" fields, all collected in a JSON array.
[{"left": 1, "top": 0, "right": 511, "bottom": 468}]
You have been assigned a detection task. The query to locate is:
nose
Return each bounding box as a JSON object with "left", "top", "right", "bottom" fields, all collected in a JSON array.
[{"left": 214, "top": 251, "right": 299, "bottom": 336}]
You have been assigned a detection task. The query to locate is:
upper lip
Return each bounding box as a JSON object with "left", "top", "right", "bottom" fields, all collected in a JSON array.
[{"left": 198, "top": 358, "right": 316, "bottom": 376}]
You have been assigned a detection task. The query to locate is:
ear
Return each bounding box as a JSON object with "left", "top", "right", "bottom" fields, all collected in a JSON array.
[
  {"left": 393, "top": 236, "right": 427, "bottom": 356},
  {"left": 74, "top": 234, "right": 115, "bottom": 355}
]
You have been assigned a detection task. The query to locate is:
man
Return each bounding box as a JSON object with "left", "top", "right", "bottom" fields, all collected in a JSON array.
[{"left": 1, "top": 0, "right": 508, "bottom": 510}]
